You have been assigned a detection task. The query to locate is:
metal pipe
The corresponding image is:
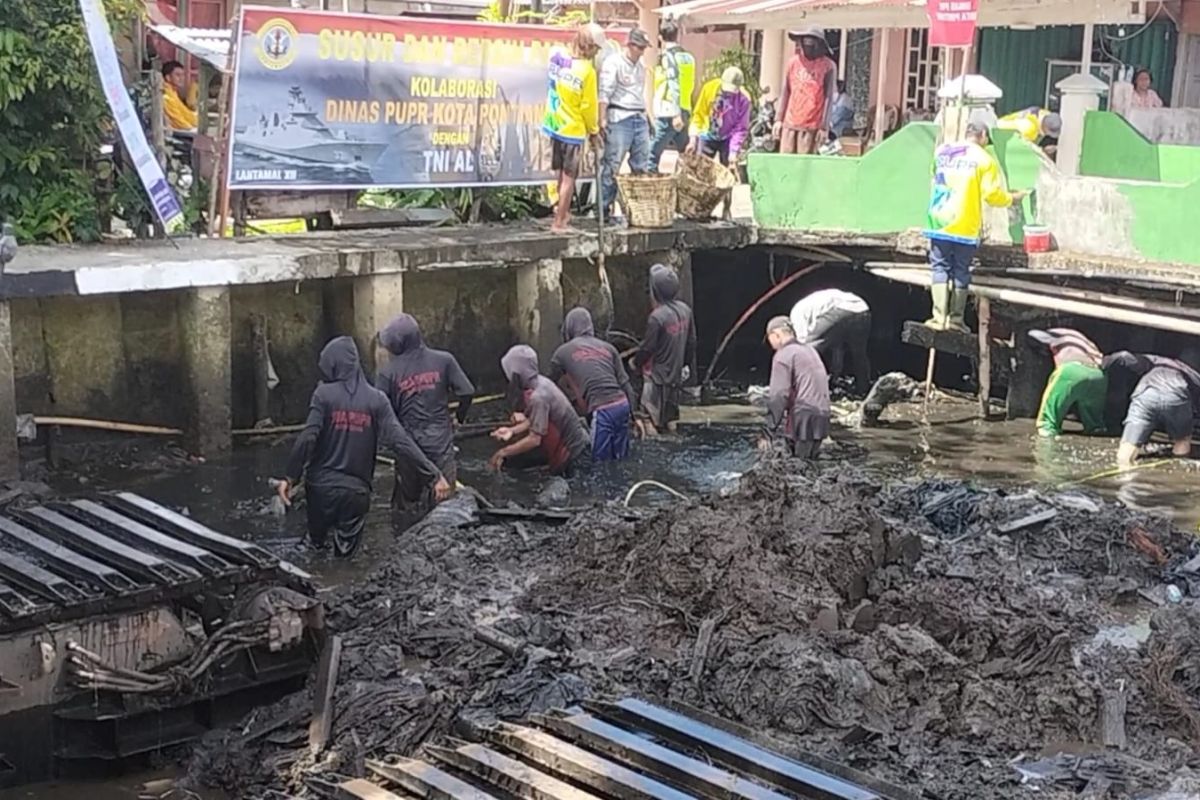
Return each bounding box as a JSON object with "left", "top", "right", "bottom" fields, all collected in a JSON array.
[{"left": 867, "top": 266, "right": 1200, "bottom": 336}]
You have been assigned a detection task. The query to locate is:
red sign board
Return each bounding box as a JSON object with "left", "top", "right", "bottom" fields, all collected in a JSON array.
[{"left": 926, "top": 0, "right": 979, "bottom": 48}]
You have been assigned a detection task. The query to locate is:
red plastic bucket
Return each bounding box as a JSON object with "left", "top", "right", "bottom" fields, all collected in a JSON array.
[{"left": 1024, "top": 225, "right": 1052, "bottom": 254}]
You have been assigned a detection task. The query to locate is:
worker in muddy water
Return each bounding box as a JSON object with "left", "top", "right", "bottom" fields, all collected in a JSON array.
[
  {"left": 633, "top": 263, "right": 696, "bottom": 435},
  {"left": 1029, "top": 328, "right": 1108, "bottom": 438},
  {"left": 925, "top": 119, "right": 1027, "bottom": 333},
  {"left": 548, "top": 307, "right": 641, "bottom": 461},
  {"left": 1101, "top": 351, "right": 1200, "bottom": 466},
  {"left": 376, "top": 313, "right": 475, "bottom": 522},
  {"left": 276, "top": 337, "right": 452, "bottom": 557},
  {"left": 762, "top": 316, "right": 831, "bottom": 459},
  {"left": 490, "top": 345, "right": 591, "bottom": 475},
  {"left": 788, "top": 288, "right": 871, "bottom": 394}
]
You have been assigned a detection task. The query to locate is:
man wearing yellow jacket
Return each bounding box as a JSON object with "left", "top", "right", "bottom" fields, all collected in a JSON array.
[
  {"left": 542, "top": 24, "right": 606, "bottom": 231},
  {"left": 924, "top": 120, "right": 1026, "bottom": 332}
]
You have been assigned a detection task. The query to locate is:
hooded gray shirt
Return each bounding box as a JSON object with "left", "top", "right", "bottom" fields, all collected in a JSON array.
[
  {"left": 634, "top": 265, "right": 696, "bottom": 387},
  {"left": 376, "top": 314, "right": 475, "bottom": 461},
  {"left": 548, "top": 308, "right": 635, "bottom": 414},
  {"left": 502, "top": 345, "right": 590, "bottom": 473},
  {"left": 766, "top": 338, "right": 831, "bottom": 442},
  {"left": 286, "top": 337, "right": 441, "bottom": 491}
]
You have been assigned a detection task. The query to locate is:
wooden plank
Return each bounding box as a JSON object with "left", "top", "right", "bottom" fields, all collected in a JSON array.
[
  {"left": 689, "top": 617, "right": 717, "bottom": 684},
  {"left": 337, "top": 778, "right": 407, "bottom": 800},
  {"left": 490, "top": 723, "right": 698, "bottom": 800},
  {"left": 309, "top": 634, "right": 343, "bottom": 755},
  {"left": 367, "top": 758, "right": 499, "bottom": 800},
  {"left": 978, "top": 297, "right": 992, "bottom": 419},
  {"left": 429, "top": 744, "right": 601, "bottom": 800}
]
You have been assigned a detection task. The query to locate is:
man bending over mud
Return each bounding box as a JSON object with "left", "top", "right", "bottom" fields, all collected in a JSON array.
[
  {"left": 763, "top": 316, "right": 831, "bottom": 459},
  {"left": 633, "top": 264, "right": 696, "bottom": 435},
  {"left": 490, "top": 345, "right": 591, "bottom": 475},
  {"left": 1102, "top": 351, "right": 1200, "bottom": 467},
  {"left": 277, "top": 337, "right": 451, "bottom": 557},
  {"left": 549, "top": 307, "right": 640, "bottom": 461},
  {"left": 377, "top": 313, "right": 474, "bottom": 521}
]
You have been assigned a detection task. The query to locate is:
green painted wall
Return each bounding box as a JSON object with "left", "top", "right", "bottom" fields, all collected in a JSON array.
[
  {"left": 749, "top": 123, "right": 1039, "bottom": 238},
  {"left": 749, "top": 124, "right": 937, "bottom": 232},
  {"left": 1119, "top": 177, "right": 1200, "bottom": 265},
  {"left": 1079, "top": 111, "right": 1200, "bottom": 183}
]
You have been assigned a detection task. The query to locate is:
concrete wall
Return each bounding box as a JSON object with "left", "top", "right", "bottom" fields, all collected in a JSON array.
[
  {"left": 8, "top": 251, "right": 705, "bottom": 442},
  {"left": 1079, "top": 111, "right": 1200, "bottom": 182}
]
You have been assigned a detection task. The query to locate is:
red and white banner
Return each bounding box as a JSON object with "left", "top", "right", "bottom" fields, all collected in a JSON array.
[{"left": 926, "top": 0, "right": 979, "bottom": 48}]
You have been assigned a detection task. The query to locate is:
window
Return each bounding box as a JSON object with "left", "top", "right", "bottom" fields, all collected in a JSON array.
[{"left": 903, "top": 28, "right": 941, "bottom": 114}]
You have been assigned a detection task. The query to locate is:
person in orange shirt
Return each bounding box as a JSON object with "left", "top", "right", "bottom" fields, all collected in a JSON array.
[
  {"left": 773, "top": 28, "right": 837, "bottom": 155},
  {"left": 162, "top": 60, "right": 198, "bottom": 130}
]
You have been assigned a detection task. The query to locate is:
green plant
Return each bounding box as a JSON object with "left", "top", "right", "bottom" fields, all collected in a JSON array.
[
  {"left": 0, "top": 0, "right": 141, "bottom": 242},
  {"left": 359, "top": 186, "right": 544, "bottom": 222},
  {"left": 704, "top": 47, "right": 763, "bottom": 104}
]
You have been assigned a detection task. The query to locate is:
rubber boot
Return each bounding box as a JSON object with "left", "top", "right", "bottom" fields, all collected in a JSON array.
[
  {"left": 947, "top": 287, "right": 970, "bottom": 334},
  {"left": 924, "top": 284, "right": 950, "bottom": 330}
]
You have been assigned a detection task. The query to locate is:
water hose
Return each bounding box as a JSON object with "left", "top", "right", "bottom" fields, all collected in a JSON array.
[
  {"left": 623, "top": 480, "right": 689, "bottom": 506},
  {"left": 1071, "top": 459, "right": 1171, "bottom": 485},
  {"left": 701, "top": 263, "right": 821, "bottom": 386}
]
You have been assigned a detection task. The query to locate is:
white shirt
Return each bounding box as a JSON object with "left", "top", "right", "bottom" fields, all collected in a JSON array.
[
  {"left": 789, "top": 290, "right": 870, "bottom": 343},
  {"left": 599, "top": 51, "right": 646, "bottom": 123}
]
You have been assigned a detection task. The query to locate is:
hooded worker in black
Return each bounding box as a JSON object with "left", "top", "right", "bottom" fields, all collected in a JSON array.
[
  {"left": 376, "top": 314, "right": 475, "bottom": 516},
  {"left": 490, "top": 345, "right": 591, "bottom": 475},
  {"left": 549, "top": 307, "right": 636, "bottom": 461},
  {"left": 278, "top": 337, "right": 450, "bottom": 557},
  {"left": 634, "top": 264, "right": 696, "bottom": 433}
]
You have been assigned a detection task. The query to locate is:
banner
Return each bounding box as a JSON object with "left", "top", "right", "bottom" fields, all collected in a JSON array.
[
  {"left": 227, "top": 8, "right": 585, "bottom": 190},
  {"left": 79, "top": 0, "right": 185, "bottom": 230},
  {"left": 926, "top": 0, "right": 979, "bottom": 48}
]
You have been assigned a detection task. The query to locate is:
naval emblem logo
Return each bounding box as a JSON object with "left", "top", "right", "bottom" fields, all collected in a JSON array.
[{"left": 255, "top": 18, "right": 299, "bottom": 70}]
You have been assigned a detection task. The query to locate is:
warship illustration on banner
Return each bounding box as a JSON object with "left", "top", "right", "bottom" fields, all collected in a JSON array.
[{"left": 239, "top": 86, "right": 388, "bottom": 168}]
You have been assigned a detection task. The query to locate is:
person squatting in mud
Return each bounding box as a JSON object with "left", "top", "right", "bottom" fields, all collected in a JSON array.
[
  {"left": 633, "top": 263, "right": 696, "bottom": 435},
  {"left": 1102, "top": 350, "right": 1200, "bottom": 466},
  {"left": 788, "top": 288, "right": 872, "bottom": 394},
  {"left": 376, "top": 313, "right": 475, "bottom": 520},
  {"left": 1028, "top": 327, "right": 1108, "bottom": 438},
  {"left": 548, "top": 307, "right": 641, "bottom": 461},
  {"left": 490, "top": 345, "right": 591, "bottom": 475},
  {"left": 763, "top": 316, "right": 831, "bottom": 459},
  {"left": 277, "top": 336, "right": 452, "bottom": 557}
]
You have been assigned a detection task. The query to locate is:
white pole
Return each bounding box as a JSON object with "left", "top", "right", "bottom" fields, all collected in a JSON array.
[
  {"left": 1081, "top": 23, "right": 1095, "bottom": 76},
  {"left": 838, "top": 28, "right": 848, "bottom": 77}
]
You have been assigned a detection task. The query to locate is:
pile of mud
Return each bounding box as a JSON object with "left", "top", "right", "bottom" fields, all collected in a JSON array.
[{"left": 187, "top": 462, "right": 1200, "bottom": 800}]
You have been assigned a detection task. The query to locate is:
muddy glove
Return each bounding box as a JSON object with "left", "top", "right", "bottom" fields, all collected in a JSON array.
[{"left": 681, "top": 365, "right": 691, "bottom": 383}]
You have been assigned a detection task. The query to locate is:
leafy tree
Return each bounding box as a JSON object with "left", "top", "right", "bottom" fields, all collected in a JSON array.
[{"left": 0, "top": 0, "right": 140, "bottom": 242}]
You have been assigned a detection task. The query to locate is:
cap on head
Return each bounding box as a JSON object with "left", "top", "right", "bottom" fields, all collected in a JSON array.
[
  {"left": 1041, "top": 112, "right": 1062, "bottom": 137},
  {"left": 580, "top": 22, "right": 606, "bottom": 51},
  {"left": 788, "top": 27, "right": 825, "bottom": 46},
  {"left": 659, "top": 19, "right": 680, "bottom": 41},
  {"left": 628, "top": 28, "right": 649, "bottom": 49},
  {"left": 721, "top": 66, "right": 745, "bottom": 92},
  {"left": 765, "top": 316, "right": 794, "bottom": 337}
]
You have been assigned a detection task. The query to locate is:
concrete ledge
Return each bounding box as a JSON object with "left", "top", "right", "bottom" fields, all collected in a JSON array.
[{"left": 3, "top": 221, "right": 755, "bottom": 300}]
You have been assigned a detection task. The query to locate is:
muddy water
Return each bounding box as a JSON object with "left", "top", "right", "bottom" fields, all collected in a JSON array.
[{"left": 7, "top": 397, "right": 1199, "bottom": 798}]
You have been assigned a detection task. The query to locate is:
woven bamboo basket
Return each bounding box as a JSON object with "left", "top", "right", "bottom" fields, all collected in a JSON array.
[
  {"left": 675, "top": 152, "right": 737, "bottom": 220},
  {"left": 616, "top": 174, "right": 676, "bottom": 228}
]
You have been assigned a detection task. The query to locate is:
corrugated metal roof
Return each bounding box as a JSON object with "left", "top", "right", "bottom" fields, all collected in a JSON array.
[
  {"left": 150, "top": 24, "right": 231, "bottom": 72},
  {"left": 657, "top": 0, "right": 914, "bottom": 21}
]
